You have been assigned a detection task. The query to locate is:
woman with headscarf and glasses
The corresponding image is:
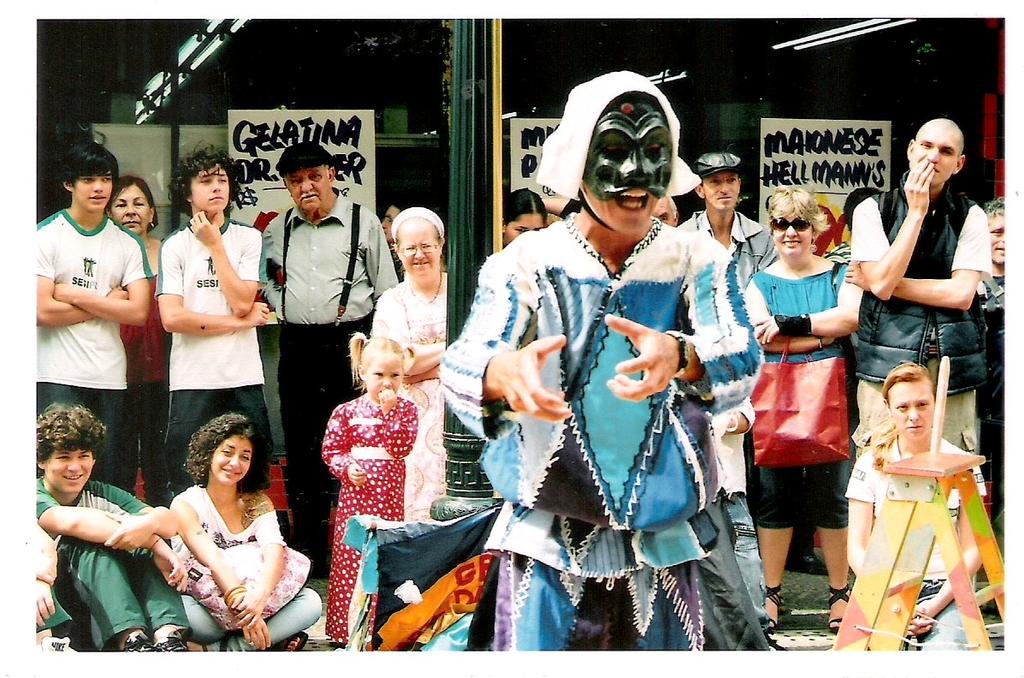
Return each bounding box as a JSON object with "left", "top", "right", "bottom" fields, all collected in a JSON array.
[{"left": 371, "top": 207, "right": 448, "bottom": 522}]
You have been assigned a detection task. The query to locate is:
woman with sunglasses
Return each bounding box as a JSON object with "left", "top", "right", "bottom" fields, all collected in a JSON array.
[{"left": 744, "top": 186, "right": 862, "bottom": 634}]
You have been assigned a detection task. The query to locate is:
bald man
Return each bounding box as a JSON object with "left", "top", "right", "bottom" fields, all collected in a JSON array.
[
  {"left": 653, "top": 195, "right": 679, "bottom": 226},
  {"left": 849, "top": 118, "right": 992, "bottom": 456}
]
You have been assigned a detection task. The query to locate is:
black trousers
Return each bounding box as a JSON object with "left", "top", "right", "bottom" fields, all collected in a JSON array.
[
  {"left": 277, "top": 317, "right": 372, "bottom": 575},
  {"left": 37, "top": 383, "right": 131, "bottom": 492},
  {"left": 164, "top": 384, "right": 273, "bottom": 496},
  {"left": 126, "top": 381, "right": 170, "bottom": 506}
]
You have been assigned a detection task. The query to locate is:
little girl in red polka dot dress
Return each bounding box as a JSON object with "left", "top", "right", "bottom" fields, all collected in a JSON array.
[{"left": 321, "top": 332, "right": 418, "bottom": 646}]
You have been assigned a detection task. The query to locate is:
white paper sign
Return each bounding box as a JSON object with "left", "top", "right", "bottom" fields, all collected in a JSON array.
[
  {"left": 509, "top": 117, "right": 562, "bottom": 197},
  {"left": 228, "top": 109, "right": 376, "bottom": 230},
  {"left": 758, "top": 118, "right": 891, "bottom": 222}
]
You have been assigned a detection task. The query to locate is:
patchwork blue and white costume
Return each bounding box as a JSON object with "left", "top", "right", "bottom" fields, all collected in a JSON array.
[{"left": 442, "top": 214, "right": 762, "bottom": 649}]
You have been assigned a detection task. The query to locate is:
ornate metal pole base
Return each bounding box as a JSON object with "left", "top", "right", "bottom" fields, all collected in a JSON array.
[
  {"left": 431, "top": 409, "right": 499, "bottom": 520},
  {"left": 430, "top": 430, "right": 499, "bottom": 521}
]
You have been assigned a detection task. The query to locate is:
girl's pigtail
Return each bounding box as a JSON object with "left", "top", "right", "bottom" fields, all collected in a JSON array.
[{"left": 349, "top": 332, "right": 369, "bottom": 387}]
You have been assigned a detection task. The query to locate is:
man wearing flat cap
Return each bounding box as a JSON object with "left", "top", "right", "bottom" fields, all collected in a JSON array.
[
  {"left": 442, "top": 71, "right": 762, "bottom": 650},
  {"left": 680, "top": 152, "right": 776, "bottom": 289},
  {"left": 262, "top": 141, "right": 398, "bottom": 575}
]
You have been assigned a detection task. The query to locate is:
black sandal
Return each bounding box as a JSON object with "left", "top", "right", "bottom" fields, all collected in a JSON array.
[
  {"left": 828, "top": 584, "right": 850, "bottom": 633},
  {"left": 766, "top": 585, "right": 783, "bottom": 632}
]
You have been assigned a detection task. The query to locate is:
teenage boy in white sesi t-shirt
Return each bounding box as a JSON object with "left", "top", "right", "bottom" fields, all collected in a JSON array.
[
  {"left": 158, "top": 146, "right": 273, "bottom": 499},
  {"left": 37, "top": 140, "right": 152, "bottom": 491}
]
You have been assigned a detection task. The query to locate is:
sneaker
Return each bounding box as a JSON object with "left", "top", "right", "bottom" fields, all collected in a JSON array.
[
  {"left": 122, "top": 634, "right": 158, "bottom": 652},
  {"left": 41, "top": 636, "right": 75, "bottom": 652},
  {"left": 153, "top": 635, "right": 189, "bottom": 652}
]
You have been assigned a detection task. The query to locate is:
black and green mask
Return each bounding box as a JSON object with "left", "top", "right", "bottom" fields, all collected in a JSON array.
[{"left": 582, "top": 92, "right": 673, "bottom": 201}]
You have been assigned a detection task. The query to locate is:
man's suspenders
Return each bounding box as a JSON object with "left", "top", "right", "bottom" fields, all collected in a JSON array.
[{"left": 278, "top": 203, "right": 362, "bottom": 324}]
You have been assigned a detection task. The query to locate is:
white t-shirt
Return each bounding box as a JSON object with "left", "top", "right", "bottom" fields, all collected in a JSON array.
[
  {"left": 170, "top": 485, "right": 285, "bottom": 561},
  {"left": 158, "top": 220, "right": 265, "bottom": 390},
  {"left": 850, "top": 198, "right": 991, "bottom": 274},
  {"left": 845, "top": 439, "right": 985, "bottom": 578},
  {"left": 710, "top": 398, "right": 755, "bottom": 495},
  {"left": 37, "top": 211, "right": 151, "bottom": 389}
]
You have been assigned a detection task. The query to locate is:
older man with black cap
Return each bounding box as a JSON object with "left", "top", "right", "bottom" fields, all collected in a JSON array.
[
  {"left": 680, "top": 151, "right": 776, "bottom": 289},
  {"left": 442, "top": 71, "right": 762, "bottom": 650},
  {"left": 262, "top": 141, "right": 398, "bottom": 575}
]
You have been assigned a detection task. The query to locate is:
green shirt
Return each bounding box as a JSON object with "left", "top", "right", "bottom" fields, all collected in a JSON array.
[{"left": 36, "top": 477, "right": 149, "bottom": 523}]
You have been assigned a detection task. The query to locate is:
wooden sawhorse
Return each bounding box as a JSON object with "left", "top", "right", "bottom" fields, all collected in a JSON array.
[{"left": 834, "top": 450, "right": 1004, "bottom": 650}]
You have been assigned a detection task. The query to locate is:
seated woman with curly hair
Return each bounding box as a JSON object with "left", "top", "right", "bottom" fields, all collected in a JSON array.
[{"left": 170, "top": 413, "right": 321, "bottom": 651}]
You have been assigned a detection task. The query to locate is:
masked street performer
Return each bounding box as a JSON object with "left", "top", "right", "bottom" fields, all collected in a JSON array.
[{"left": 441, "top": 71, "right": 762, "bottom": 650}]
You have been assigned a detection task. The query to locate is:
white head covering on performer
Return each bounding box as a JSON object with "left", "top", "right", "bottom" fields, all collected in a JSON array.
[{"left": 536, "top": 70, "right": 701, "bottom": 198}]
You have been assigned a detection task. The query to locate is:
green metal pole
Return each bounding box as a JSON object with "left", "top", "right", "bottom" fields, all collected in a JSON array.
[{"left": 430, "top": 19, "right": 500, "bottom": 521}]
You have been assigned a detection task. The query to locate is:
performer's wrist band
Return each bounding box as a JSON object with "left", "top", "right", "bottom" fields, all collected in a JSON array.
[
  {"left": 817, "top": 336, "right": 824, "bottom": 350},
  {"left": 664, "top": 331, "right": 690, "bottom": 375},
  {"left": 482, "top": 398, "right": 512, "bottom": 420},
  {"left": 774, "top": 314, "right": 812, "bottom": 336}
]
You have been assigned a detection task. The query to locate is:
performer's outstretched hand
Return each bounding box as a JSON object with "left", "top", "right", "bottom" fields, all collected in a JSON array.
[
  {"left": 605, "top": 315, "right": 682, "bottom": 402},
  {"left": 484, "top": 335, "right": 571, "bottom": 423}
]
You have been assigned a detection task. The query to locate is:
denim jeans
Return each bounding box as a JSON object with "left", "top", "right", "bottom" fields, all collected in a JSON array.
[
  {"left": 722, "top": 494, "right": 770, "bottom": 633},
  {"left": 182, "top": 588, "right": 322, "bottom": 651},
  {"left": 915, "top": 581, "right": 972, "bottom": 651},
  {"left": 918, "top": 602, "right": 970, "bottom": 651}
]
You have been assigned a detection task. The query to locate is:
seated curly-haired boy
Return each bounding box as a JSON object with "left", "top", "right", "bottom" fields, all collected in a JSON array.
[{"left": 36, "top": 403, "right": 191, "bottom": 651}]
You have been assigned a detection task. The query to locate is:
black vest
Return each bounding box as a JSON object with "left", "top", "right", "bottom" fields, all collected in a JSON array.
[{"left": 855, "top": 183, "right": 986, "bottom": 394}]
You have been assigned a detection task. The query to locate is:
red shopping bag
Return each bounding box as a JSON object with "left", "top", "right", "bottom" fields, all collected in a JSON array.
[{"left": 751, "top": 354, "right": 850, "bottom": 468}]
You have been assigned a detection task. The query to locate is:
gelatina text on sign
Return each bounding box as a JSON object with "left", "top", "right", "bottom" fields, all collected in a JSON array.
[{"left": 228, "top": 109, "right": 376, "bottom": 231}]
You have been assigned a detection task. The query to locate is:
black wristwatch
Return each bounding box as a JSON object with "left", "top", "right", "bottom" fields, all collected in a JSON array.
[{"left": 664, "top": 330, "right": 690, "bottom": 375}]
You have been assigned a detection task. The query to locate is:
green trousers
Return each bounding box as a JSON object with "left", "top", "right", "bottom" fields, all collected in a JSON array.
[{"left": 60, "top": 538, "right": 189, "bottom": 647}]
